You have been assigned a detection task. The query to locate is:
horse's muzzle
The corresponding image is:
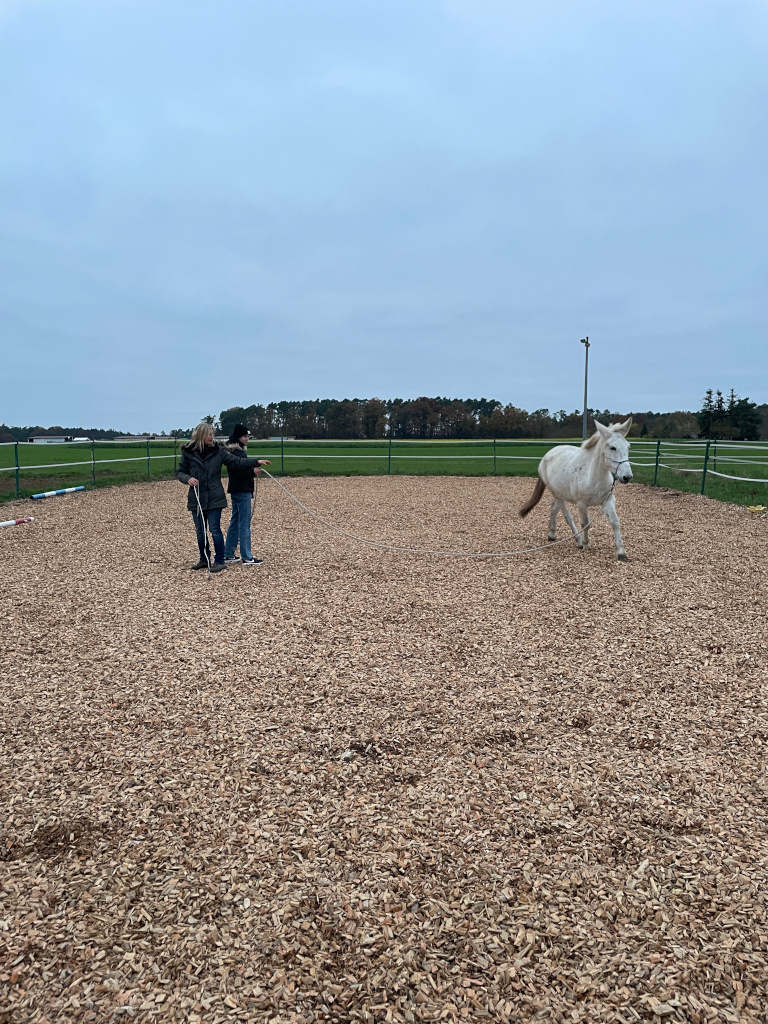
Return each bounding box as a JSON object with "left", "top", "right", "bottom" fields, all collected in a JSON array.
[{"left": 619, "top": 472, "right": 633, "bottom": 484}]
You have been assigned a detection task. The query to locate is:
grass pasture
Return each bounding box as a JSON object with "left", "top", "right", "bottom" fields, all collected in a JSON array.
[
  {"left": 2, "top": 476, "right": 767, "bottom": 1022},
  {"left": 0, "top": 439, "right": 556, "bottom": 503},
  {"left": 1, "top": 437, "right": 767, "bottom": 506},
  {"left": 629, "top": 439, "right": 768, "bottom": 507},
  {"left": 0, "top": 440, "right": 181, "bottom": 500},
  {"left": 253, "top": 439, "right": 551, "bottom": 479}
]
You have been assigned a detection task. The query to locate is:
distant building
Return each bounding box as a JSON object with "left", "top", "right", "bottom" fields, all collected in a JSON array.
[
  {"left": 115, "top": 435, "right": 158, "bottom": 441},
  {"left": 29, "top": 436, "right": 72, "bottom": 443}
]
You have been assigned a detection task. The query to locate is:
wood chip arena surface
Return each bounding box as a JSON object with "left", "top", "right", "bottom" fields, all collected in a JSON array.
[{"left": 2, "top": 477, "right": 768, "bottom": 1024}]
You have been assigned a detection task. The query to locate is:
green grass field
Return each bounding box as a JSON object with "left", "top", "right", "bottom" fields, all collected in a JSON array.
[
  {"left": 251, "top": 439, "right": 552, "bottom": 478},
  {"left": 1, "top": 438, "right": 767, "bottom": 506},
  {"left": 0, "top": 441, "right": 180, "bottom": 501},
  {"left": 627, "top": 439, "right": 768, "bottom": 506}
]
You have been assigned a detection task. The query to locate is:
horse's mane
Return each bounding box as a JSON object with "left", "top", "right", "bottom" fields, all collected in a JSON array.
[{"left": 582, "top": 422, "right": 626, "bottom": 449}]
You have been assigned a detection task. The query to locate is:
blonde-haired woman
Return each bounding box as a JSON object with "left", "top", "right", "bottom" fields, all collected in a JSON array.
[{"left": 177, "top": 422, "right": 270, "bottom": 572}]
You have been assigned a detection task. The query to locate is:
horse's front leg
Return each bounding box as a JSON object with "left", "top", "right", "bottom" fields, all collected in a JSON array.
[
  {"left": 547, "top": 500, "right": 559, "bottom": 542},
  {"left": 602, "top": 494, "right": 627, "bottom": 561},
  {"left": 577, "top": 502, "right": 590, "bottom": 548},
  {"left": 559, "top": 502, "right": 584, "bottom": 548}
]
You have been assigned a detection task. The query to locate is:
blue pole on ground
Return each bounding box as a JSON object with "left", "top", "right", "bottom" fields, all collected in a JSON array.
[{"left": 32, "top": 486, "right": 85, "bottom": 500}]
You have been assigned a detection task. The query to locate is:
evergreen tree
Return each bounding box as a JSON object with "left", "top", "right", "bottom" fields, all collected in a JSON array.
[
  {"left": 711, "top": 390, "right": 735, "bottom": 439},
  {"left": 697, "top": 387, "right": 760, "bottom": 440},
  {"left": 697, "top": 389, "right": 714, "bottom": 438},
  {"left": 730, "top": 396, "right": 762, "bottom": 440}
]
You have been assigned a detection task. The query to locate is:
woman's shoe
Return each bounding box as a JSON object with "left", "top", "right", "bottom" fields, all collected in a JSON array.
[{"left": 191, "top": 559, "right": 208, "bottom": 570}]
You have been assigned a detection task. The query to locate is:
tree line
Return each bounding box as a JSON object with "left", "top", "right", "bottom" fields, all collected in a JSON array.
[
  {"left": 2, "top": 389, "right": 764, "bottom": 444},
  {"left": 218, "top": 392, "right": 767, "bottom": 441},
  {"left": 697, "top": 389, "right": 764, "bottom": 440},
  {"left": 0, "top": 424, "right": 124, "bottom": 443}
]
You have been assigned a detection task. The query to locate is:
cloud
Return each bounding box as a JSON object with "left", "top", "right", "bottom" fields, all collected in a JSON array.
[{"left": 1, "top": 0, "right": 766, "bottom": 428}]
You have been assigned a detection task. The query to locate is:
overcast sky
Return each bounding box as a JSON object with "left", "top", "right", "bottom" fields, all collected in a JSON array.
[{"left": 1, "top": 0, "right": 766, "bottom": 431}]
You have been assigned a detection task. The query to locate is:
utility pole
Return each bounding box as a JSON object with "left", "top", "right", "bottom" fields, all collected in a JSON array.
[{"left": 580, "top": 336, "right": 590, "bottom": 441}]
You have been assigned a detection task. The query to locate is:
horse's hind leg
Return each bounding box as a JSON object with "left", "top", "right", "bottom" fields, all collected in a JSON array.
[
  {"left": 577, "top": 503, "right": 590, "bottom": 548},
  {"left": 547, "top": 501, "right": 559, "bottom": 542},
  {"left": 560, "top": 502, "right": 584, "bottom": 548}
]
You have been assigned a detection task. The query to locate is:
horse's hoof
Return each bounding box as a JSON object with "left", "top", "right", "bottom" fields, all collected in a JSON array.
[
  {"left": 617, "top": 553, "right": 628, "bottom": 562},
  {"left": 547, "top": 536, "right": 556, "bottom": 543}
]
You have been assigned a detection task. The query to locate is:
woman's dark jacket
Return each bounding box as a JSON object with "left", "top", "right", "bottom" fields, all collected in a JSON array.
[
  {"left": 177, "top": 444, "right": 262, "bottom": 511},
  {"left": 224, "top": 442, "right": 259, "bottom": 494}
]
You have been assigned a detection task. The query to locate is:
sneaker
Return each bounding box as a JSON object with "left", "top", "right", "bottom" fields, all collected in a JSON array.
[
  {"left": 241, "top": 558, "right": 263, "bottom": 567},
  {"left": 210, "top": 562, "right": 227, "bottom": 573},
  {"left": 191, "top": 559, "right": 208, "bottom": 570},
  {"left": 224, "top": 556, "right": 241, "bottom": 565}
]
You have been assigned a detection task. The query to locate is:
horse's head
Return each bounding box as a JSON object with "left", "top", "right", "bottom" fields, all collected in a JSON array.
[{"left": 595, "top": 418, "right": 633, "bottom": 483}]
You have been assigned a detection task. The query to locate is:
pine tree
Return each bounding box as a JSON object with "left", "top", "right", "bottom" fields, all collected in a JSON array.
[
  {"left": 697, "top": 389, "right": 715, "bottom": 438},
  {"left": 731, "top": 397, "right": 762, "bottom": 440}
]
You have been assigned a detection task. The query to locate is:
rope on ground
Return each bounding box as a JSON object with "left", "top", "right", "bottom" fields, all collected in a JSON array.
[{"left": 261, "top": 470, "right": 590, "bottom": 559}]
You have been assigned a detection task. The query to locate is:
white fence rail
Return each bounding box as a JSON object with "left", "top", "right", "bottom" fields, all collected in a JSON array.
[{"left": 1, "top": 437, "right": 766, "bottom": 500}]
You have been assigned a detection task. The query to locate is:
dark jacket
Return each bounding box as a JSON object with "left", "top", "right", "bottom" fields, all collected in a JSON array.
[
  {"left": 177, "top": 444, "right": 262, "bottom": 511},
  {"left": 224, "top": 442, "right": 259, "bottom": 494}
]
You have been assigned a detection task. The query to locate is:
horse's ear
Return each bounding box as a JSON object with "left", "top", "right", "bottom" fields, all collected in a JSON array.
[
  {"left": 594, "top": 420, "right": 610, "bottom": 439},
  {"left": 616, "top": 417, "right": 633, "bottom": 437}
]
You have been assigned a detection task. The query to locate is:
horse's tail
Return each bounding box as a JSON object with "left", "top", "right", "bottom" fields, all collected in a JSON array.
[{"left": 519, "top": 476, "right": 546, "bottom": 518}]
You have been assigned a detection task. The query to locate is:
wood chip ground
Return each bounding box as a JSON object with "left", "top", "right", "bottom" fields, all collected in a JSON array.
[{"left": 1, "top": 476, "right": 767, "bottom": 1023}]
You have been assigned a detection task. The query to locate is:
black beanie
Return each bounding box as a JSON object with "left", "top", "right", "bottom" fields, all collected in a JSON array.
[{"left": 229, "top": 423, "right": 250, "bottom": 441}]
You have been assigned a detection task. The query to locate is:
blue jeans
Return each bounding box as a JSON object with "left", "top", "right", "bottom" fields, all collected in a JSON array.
[
  {"left": 192, "top": 507, "right": 224, "bottom": 564},
  {"left": 225, "top": 492, "right": 253, "bottom": 561}
]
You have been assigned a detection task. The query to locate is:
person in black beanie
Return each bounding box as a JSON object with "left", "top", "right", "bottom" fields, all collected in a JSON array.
[
  {"left": 223, "top": 424, "right": 270, "bottom": 566},
  {"left": 177, "top": 422, "right": 270, "bottom": 572}
]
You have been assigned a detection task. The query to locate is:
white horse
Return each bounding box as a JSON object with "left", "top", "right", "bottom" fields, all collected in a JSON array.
[{"left": 519, "top": 418, "right": 633, "bottom": 560}]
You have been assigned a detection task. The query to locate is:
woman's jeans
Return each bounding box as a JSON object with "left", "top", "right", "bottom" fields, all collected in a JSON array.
[
  {"left": 225, "top": 493, "right": 253, "bottom": 561},
  {"left": 192, "top": 507, "right": 224, "bottom": 564}
]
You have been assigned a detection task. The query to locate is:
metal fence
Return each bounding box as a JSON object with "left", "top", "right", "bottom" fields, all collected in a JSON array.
[
  {"left": 1, "top": 436, "right": 767, "bottom": 502},
  {"left": 0, "top": 438, "right": 181, "bottom": 499},
  {"left": 628, "top": 438, "right": 768, "bottom": 493}
]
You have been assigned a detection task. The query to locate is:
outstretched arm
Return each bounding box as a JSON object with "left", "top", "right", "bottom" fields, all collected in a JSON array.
[{"left": 221, "top": 450, "right": 264, "bottom": 471}]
